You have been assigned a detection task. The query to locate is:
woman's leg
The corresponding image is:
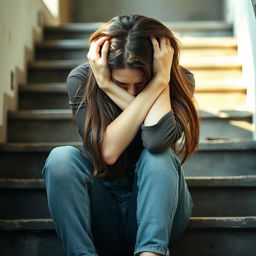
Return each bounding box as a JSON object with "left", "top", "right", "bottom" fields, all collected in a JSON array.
[
  {"left": 124, "top": 148, "right": 193, "bottom": 256},
  {"left": 42, "top": 145, "right": 126, "bottom": 256}
]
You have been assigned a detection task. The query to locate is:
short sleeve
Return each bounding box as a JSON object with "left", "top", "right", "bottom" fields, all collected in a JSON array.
[
  {"left": 141, "top": 110, "right": 183, "bottom": 153},
  {"left": 66, "top": 62, "right": 90, "bottom": 138},
  {"left": 180, "top": 65, "right": 195, "bottom": 95}
]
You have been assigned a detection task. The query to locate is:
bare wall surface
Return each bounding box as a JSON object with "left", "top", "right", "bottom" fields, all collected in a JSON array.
[
  {"left": 71, "top": 0, "right": 224, "bottom": 22},
  {"left": 0, "top": 0, "right": 56, "bottom": 143}
]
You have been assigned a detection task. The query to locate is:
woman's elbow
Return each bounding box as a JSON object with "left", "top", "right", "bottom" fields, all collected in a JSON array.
[{"left": 101, "top": 147, "right": 117, "bottom": 165}]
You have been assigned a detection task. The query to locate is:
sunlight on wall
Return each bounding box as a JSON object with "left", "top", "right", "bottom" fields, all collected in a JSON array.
[{"left": 42, "top": 0, "right": 59, "bottom": 17}]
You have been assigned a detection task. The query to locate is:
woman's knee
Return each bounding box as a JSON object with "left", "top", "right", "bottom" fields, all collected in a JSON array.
[
  {"left": 136, "top": 148, "right": 180, "bottom": 177},
  {"left": 42, "top": 146, "right": 90, "bottom": 179}
]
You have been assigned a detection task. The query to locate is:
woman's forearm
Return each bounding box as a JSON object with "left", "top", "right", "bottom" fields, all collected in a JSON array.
[
  {"left": 101, "top": 78, "right": 167, "bottom": 165},
  {"left": 143, "top": 85, "right": 172, "bottom": 126},
  {"left": 101, "top": 83, "right": 135, "bottom": 110}
]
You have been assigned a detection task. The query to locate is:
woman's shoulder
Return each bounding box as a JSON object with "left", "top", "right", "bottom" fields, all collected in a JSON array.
[
  {"left": 67, "top": 62, "right": 90, "bottom": 80},
  {"left": 179, "top": 65, "right": 195, "bottom": 82},
  {"left": 66, "top": 62, "right": 90, "bottom": 107},
  {"left": 179, "top": 65, "right": 195, "bottom": 95}
]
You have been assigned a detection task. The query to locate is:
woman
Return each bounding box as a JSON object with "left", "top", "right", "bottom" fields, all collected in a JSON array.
[{"left": 42, "top": 14, "right": 200, "bottom": 256}]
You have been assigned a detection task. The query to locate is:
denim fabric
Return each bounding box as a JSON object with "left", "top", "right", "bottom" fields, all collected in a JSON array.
[{"left": 42, "top": 145, "right": 193, "bottom": 256}]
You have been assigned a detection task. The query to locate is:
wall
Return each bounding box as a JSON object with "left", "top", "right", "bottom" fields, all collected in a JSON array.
[
  {"left": 0, "top": 0, "right": 59, "bottom": 143},
  {"left": 71, "top": 0, "right": 224, "bottom": 22},
  {"left": 232, "top": 0, "right": 256, "bottom": 140}
]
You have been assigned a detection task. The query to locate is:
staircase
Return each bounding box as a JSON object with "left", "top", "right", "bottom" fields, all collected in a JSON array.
[{"left": 0, "top": 21, "right": 256, "bottom": 256}]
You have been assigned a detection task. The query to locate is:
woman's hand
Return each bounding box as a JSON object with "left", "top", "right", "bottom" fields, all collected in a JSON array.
[
  {"left": 87, "top": 36, "right": 112, "bottom": 89},
  {"left": 150, "top": 36, "right": 174, "bottom": 85}
]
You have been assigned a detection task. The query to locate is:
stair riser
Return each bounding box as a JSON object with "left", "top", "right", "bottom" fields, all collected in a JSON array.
[
  {"left": 0, "top": 151, "right": 48, "bottom": 178},
  {"left": 0, "top": 187, "right": 255, "bottom": 219},
  {"left": 173, "top": 229, "right": 256, "bottom": 256},
  {"left": 8, "top": 119, "right": 79, "bottom": 142},
  {"left": 8, "top": 117, "right": 252, "bottom": 142},
  {"left": 0, "top": 148, "right": 255, "bottom": 179},
  {"left": 183, "top": 150, "right": 256, "bottom": 176},
  {"left": 0, "top": 231, "right": 65, "bottom": 256},
  {"left": 19, "top": 93, "right": 69, "bottom": 109},
  {"left": 0, "top": 228, "right": 255, "bottom": 256},
  {"left": 28, "top": 68, "right": 71, "bottom": 83},
  {"left": 195, "top": 92, "right": 246, "bottom": 110},
  {"left": 35, "top": 48, "right": 237, "bottom": 60},
  {"left": 28, "top": 67, "right": 241, "bottom": 83}
]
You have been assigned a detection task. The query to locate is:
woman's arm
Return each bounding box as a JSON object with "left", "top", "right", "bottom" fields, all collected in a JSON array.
[
  {"left": 101, "top": 82, "right": 135, "bottom": 110},
  {"left": 88, "top": 36, "right": 173, "bottom": 165},
  {"left": 143, "top": 85, "right": 172, "bottom": 126}
]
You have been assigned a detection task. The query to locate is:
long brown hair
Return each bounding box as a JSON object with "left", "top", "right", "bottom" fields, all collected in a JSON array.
[{"left": 74, "top": 14, "right": 200, "bottom": 180}]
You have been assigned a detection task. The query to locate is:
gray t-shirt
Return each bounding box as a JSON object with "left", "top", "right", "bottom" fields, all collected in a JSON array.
[{"left": 66, "top": 62, "right": 195, "bottom": 174}]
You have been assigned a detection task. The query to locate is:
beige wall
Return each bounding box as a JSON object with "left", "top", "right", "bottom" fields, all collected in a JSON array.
[{"left": 0, "top": 0, "right": 63, "bottom": 143}]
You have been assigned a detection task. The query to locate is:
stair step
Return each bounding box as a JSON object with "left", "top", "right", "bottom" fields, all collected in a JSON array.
[
  {"left": 0, "top": 217, "right": 255, "bottom": 256},
  {"left": 27, "top": 59, "right": 241, "bottom": 83},
  {"left": 35, "top": 37, "right": 238, "bottom": 60},
  {"left": 36, "top": 37, "right": 237, "bottom": 49},
  {"left": 19, "top": 80, "right": 246, "bottom": 93},
  {"left": 8, "top": 109, "right": 252, "bottom": 119},
  {"left": 44, "top": 21, "right": 233, "bottom": 40},
  {"left": 0, "top": 176, "right": 256, "bottom": 218},
  {"left": 0, "top": 140, "right": 255, "bottom": 178},
  {"left": 7, "top": 109, "right": 253, "bottom": 142},
  {"left": 2, "top": 175, "right": 256, "bottom": 188},
  {"left": 18, "top": 80, "right": 246, "bottom": 110},
  {"left": 28, "top": 57, "right": 241, "bottom": 69}
]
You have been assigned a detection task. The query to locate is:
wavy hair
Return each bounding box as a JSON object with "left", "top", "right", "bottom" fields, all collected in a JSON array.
[{"left": 74, "top": 14, "right": 200, "bottom": 180}]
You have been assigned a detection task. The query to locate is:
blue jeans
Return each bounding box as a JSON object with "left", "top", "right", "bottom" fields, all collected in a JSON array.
[{"left": 42, "top": 146, "right": 193, "bottom": 256}]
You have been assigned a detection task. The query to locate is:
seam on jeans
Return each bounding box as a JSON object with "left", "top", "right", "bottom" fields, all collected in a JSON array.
[
  {"left": 170, "top": 171, "right": 179, "bottom": 227},
  {"left": 136, "top": 174, "right": 141, "bottom": 225}
]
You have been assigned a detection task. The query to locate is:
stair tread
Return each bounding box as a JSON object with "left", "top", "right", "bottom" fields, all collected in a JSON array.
[
  {"left": 36, "top": 37, "right": 237, "bottom": 49},
  {"left": 45, "top": 21, "right": 232, "bottom": 32},
  {"left": 1, "top": 175, "right": 256, "bottom": 188},
  {"left": 8, "top": 109, "right": 253, "bottom": 119},
  {"left": 0, "top": 139, "right": 255, "bottom": 152},
  {"left": 19, "top": 79, "right": 246, "bottom": 93},
  {"left": 28, "top": 57, "right": 242, "bottom": 69},
  {"left": 0, "top": 216, "right": 255, "bottom": 230}
]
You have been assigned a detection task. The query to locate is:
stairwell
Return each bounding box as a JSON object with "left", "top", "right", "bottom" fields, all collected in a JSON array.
[{"left": 0, "top": 21, "right": 256, "bottom": 255}]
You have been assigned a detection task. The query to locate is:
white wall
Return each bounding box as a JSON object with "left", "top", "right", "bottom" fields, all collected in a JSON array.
[
  {"left": 0, "top": 0, "right": 58, "bottom": 143},
  {"left": 232, "top": 0, "right": 256, "bottom": 140}
]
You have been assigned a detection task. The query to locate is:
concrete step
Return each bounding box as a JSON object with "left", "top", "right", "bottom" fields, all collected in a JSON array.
[
  {"left": 0, "top": 217, "right": 255, "bottom": 256},
  {"left": 18, "top": 79, "right": 246, "bottom": 110},
  {"left": 0, "top": 140, "right": 255, "bottom": 179},
  {"left": 195, "top": 92, "right": 247, "bottom": 113},
  {"left": 0, "top": 176, "right": 256, "bottom": 218},
  {"left": 35, "top": 37, "right": 238, "bottom": 60},
  {"left": 27, "top": 58, "right": 241, "bottom": 83},
  {"left": 44, "top": 21, "right": 233, "bottom": 40},
  {"left": 7, "top": 109, "right": 253, "bottom": 142}
]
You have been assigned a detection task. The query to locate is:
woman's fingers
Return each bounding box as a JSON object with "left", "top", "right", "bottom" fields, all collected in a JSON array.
[
  {"left": 101, "top": 40, "right": 109, "bottom": 64},
  {"left": 88, "top": 36, "right": 110, "bottom": 59},
  {"left": 150, "top": 36, "right": 160, "bottom": 55}
]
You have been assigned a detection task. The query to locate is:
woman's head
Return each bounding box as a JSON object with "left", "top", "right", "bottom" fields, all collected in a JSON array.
[{"left": 89, "top": 14, "right": 180, "bottom": 93}]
